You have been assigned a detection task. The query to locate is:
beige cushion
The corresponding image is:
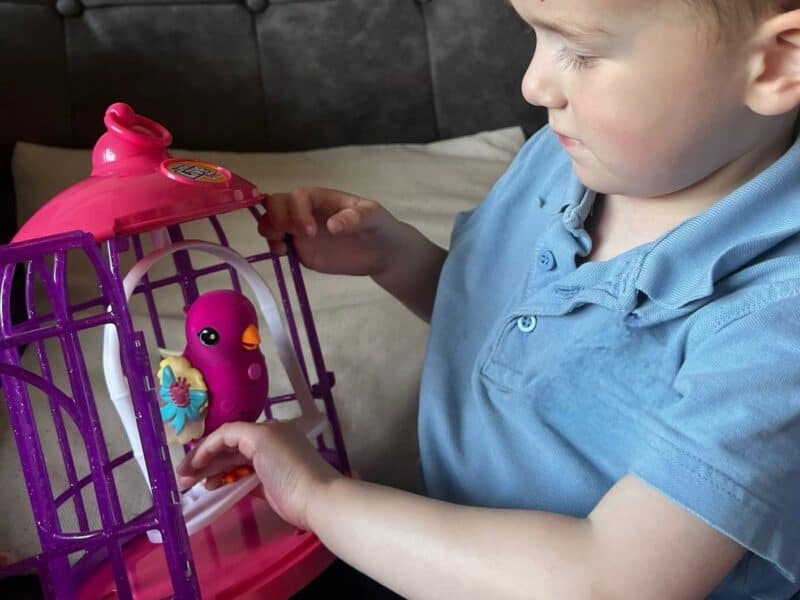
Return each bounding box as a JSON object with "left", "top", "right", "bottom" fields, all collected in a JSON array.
[{"left": 1, "top": 127, "right": 524, "bottom": 557}]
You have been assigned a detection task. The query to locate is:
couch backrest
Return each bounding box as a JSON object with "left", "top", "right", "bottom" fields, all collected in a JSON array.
[{"left": 0, "top": 0, "right": 545, "bottom": 151}]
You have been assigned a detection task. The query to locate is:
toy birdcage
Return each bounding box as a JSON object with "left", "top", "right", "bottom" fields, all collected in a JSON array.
[{"left": 0, "top": 103, "right": 349, "bottom": 599}]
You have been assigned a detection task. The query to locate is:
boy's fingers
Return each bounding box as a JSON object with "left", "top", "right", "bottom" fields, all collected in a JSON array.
[
  {"left": 266, "top": 190, "right": 322, "bottom": 237},
  {"left": 177, "top": 475, "right": 202, "bottom": 491},
  {"left": 327, "top": 209, "right": 355, "bottom": 234},
  {"left": 263, "top": 194, "right": 293, "bottom": 234},
  {"left": 264, "top": 188, "right": 370, "bottom": 236},
  {"left": 300, "top": 187, "right": 362, "bottom": 217},
  {"left": 258, "top": 223, "right": 289, "bottom": 255},
  {"left": 288, "top": 190, "right": 317, "bottom": 237},
  {"left": 189, "top": 422, "right": 263, "bottom": 471},
  {"left": 176, "top": 447, "right": 198, "bottom": 475},
  {"left": 258, "top": 220, "right": 285, "bottom": 242},
  {"left": 183, "top": 429, "right": 236, "bottom": 471},
  {"left": 267, "top": 239, "right": 288, "bottom": 256},
  {"left": 204, "top": 475, "right": 224, "bottom": 490},
  {"left": 286, "top": 187, "right": 365, "bottom": 206},
  {"left": 327, "top": 203, "right": 379, "bottom": 234},
  {"left": 179, "top": 451, "right": 249, "bottom": 481}
]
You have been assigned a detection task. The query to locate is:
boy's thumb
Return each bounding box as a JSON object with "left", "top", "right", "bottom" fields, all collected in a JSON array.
[
  {"left": 328, "top": 217, "right": 344, "bottom": 234},
  {"left": 327, "top": 207, "right": 361, "bottom": 234}
]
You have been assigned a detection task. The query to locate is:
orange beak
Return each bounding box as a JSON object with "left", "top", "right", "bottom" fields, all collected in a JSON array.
[{"left": 241, "top": 324, "right": 260, "bottom": 351}]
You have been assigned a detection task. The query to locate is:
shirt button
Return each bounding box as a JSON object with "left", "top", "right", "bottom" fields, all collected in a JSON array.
[
  {"left": 536, "top": 249, "right": 556, "bottom": 271},
  {"left": 516, "top": 315, "right": 537, "bottom": 333}
]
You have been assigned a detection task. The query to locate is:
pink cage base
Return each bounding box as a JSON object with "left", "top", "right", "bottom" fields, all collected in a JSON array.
[{"left": 78, "top": 494, "right": 335, "bottom": 600}]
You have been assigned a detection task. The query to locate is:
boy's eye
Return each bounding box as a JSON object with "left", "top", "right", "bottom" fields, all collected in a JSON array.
[
  {"left": 525, "top": 24, "right": 599, "bottom": 71},
  {"left": 555, "top": 47, "right": 596, "bottom": 71}
]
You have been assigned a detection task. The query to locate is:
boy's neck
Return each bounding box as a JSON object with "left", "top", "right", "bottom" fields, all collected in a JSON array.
[{"left": 579, "top": 121, "right": 797, "bottom": 265}]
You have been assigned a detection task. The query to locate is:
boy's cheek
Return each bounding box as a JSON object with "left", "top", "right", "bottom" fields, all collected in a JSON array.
[{"left": 574, "top": 117, "right": 653, "bottom": 168}]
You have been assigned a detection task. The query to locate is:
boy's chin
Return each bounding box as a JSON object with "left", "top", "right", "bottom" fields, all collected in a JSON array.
[
  {"left": 571, "top": 163, "right": 667, "bottom": 198},
  {"left": 569, "top": 163, "right": 620, "bottom": 195}
]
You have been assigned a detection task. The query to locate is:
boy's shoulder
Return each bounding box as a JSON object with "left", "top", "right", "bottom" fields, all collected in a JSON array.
[{"left": 631, "top": 125, "right": 800, "bottom": 324}]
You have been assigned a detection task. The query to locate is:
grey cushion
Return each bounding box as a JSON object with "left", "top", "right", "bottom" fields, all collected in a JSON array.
[{"left": 0, "top": 0, "right": 545, "bottom": 151}]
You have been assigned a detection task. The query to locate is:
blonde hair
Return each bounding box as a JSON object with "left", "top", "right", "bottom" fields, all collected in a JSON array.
[{"left": 686, "top": 0, "right": 788, "bottom": 40}]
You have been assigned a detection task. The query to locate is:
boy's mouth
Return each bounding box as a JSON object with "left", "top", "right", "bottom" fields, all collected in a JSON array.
[{"left": 555, "top": 131, "right": 584, "bottom": 150}]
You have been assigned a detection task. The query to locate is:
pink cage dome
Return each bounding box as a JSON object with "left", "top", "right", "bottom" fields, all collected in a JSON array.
[{"left": 13, "top": 103, "right": 263, "bottom": 244}]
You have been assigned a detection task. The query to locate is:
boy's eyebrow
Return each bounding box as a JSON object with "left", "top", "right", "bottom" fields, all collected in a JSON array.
[
  {"left": 528, "top": 17, "right": 611, "bottom": 39},
  {"left": 527, "top": 15, "right": 612, "bottom": 41},
  {"left": 502, "top": 0, "right": 613, "bottom": 41}
]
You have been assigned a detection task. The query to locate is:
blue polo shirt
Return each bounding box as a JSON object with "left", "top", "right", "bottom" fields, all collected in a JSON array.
[{"left": 418, "top": 125, "right": 800, "bottom": 599}]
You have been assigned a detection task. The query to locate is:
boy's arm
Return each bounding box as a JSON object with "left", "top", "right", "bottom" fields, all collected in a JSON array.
[
  {"left": 371, "top": 221, "right": 448, "bottom": 323},
  {"left": 309, "top": 474, "right": 746, "bottom": 600}
]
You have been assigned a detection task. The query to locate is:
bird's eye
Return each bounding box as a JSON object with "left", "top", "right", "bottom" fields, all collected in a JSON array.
[{"left": 198, "top": 327, "right": 220, "bottom": 347}]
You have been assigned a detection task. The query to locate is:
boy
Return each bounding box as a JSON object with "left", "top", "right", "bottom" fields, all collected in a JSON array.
[{"left": 178, "top": 1, "right": 800, "bottom": 597}]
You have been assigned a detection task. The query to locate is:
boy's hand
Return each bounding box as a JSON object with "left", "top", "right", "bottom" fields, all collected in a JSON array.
[
  {"left": 258, "top": 188, "right": 402, "bottom": 278},
  {"left": 175, "top": 420, "right": 343, "bottom": 531}
]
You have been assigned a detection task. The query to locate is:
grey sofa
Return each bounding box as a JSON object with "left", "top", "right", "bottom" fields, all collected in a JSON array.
[{"left": 0, "top": 1, "right": 543, "bottom": 147}]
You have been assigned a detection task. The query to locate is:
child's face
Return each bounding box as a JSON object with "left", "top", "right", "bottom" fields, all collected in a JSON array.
[{"left": 511, "top": 0, "right": 768, "bottom": 198}]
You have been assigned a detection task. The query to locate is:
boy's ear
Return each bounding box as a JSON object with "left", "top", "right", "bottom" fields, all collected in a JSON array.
[{"left": 745, "top": 9, "right": 800, "bottom": 116}]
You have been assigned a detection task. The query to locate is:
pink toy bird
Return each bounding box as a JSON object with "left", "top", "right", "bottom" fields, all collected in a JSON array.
[{"left": 157, "top": 290, "right": 269, "bottom": 448}]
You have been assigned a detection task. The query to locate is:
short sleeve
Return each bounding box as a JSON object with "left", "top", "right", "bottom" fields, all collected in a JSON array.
[{"left": 631, "top": 293, "right": 800, "bottom": 585}]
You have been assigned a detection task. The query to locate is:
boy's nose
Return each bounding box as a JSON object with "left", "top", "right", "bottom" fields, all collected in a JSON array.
[{"left": 521, "top": 49, "right": 567, "bottom": 109}]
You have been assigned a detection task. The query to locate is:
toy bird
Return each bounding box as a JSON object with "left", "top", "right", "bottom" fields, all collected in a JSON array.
[{"left": 157, "top": 290, "right": 269, "bottom": 448}]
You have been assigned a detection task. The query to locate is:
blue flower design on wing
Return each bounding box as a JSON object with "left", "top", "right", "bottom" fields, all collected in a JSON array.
[{"left": 156, "top": 358, "right": 209, "bottom": 443}]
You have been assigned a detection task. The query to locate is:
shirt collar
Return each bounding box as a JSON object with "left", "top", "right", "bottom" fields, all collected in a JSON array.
[
  {"left": 637, "top": 127, "right": 800, "bottom": 309},
  {"left": 561, "top": 126, "right": 800, "bottom": 310}
]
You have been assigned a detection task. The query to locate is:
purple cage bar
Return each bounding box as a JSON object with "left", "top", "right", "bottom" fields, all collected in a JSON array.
[{"left": 0, "top": 204, "right": 349, "bottom": 598}]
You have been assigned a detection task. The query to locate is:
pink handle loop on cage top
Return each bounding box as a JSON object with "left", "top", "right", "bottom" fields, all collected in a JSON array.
[
  {"left": 92, "top": 103, "right": 173, "bottom": 173},
  {"left": 104, "top": 102, "right": 173, "bottom": 148}
]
